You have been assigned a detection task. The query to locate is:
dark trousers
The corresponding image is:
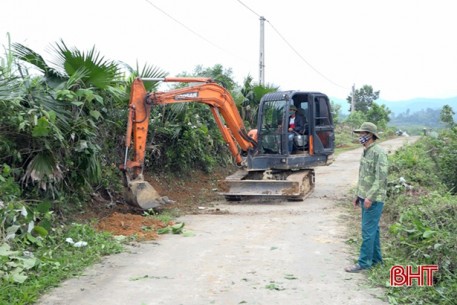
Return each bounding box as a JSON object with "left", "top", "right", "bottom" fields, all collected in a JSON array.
[
  {"left": 288, "top": 133, "right": 294, "bottom": 152},
  {"left": 358, "top": 199, "right": 384, "bottom": 269}
]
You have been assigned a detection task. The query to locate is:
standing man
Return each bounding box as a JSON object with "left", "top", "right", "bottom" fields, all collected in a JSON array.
[{"left": 345, "top": 122, "right": 388, "bottom": 273}]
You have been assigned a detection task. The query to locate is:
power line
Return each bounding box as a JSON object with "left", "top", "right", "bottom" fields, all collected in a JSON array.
[
  {"left": 267, "top": 21, "right": 349, "bottom": 89},
  {"left": 143, "top": 0, "right": 247, "bottom": 63},
  {"left": 143, "top": 0, "right": 223, "bottom": 52},
  {"left": 235, "top": 0, "right": 261, "bottom": 18},
  {"left": 235, "top": 0, "right": 349, "bottom": 90}
]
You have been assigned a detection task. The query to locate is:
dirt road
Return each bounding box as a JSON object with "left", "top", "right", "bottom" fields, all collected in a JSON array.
[{"left": 37, "top": 137, "right": 418, "bottom": 305}]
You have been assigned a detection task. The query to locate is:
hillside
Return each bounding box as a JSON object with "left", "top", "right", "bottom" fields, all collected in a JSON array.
[
  {"left": 379, "top": 96, "right": 457, "bottom": 115},
  {"left": 331, "top": 96, "right": 457, "bottom": 116}
]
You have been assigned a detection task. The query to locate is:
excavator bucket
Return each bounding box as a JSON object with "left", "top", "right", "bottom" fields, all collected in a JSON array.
[
  {"left": 219, "top": 169, "right": 315, "bottom": 201},
  {"left": 124, "top": 176, "right": 174, "bottom": 210}
]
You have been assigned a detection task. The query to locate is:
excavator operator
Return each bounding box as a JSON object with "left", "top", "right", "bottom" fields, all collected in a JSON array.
[{"left": 288, "top": 105, "right": 306, "bottom": 152}]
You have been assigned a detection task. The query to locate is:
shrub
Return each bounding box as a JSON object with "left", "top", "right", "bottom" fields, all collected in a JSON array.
[
  {"left": 375, "top": 133, "right": 457, "bottom": 304},
  {"left": 426, "top": 128, "right": 457, "bottom": 193}
]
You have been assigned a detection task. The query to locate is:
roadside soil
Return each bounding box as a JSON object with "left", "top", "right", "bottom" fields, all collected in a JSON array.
[
  {"left": 37, "top": 136, "right": 418, "bottom": 305},
  {"left": 71, "top": 166, "right": 236, "bottom": 238}
]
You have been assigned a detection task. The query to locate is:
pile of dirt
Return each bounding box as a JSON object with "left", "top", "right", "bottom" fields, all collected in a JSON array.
[
  {"left": 96, "top": 212, "right": 171, "bottom": 241},
  {"left": 145, "top": 165, "right": 236, "bottom": 214},
  {"left": 81, "top": 165, "right": 237, "bottom": 239}
]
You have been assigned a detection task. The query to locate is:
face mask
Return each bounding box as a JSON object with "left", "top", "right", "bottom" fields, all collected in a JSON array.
[{"left": 358, "top": 134, "right": 372, "bottom": 145}]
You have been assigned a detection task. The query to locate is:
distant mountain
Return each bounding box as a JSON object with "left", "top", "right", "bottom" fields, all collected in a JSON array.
[
  {"left": 330, "top": 96, "right": 457, "bottom": 116},
  {"left": 378, "top": 97, "right": 457, "bottom": 115},
  {"left": 329, "top": 97, "right": 350, "bottom": 114}
]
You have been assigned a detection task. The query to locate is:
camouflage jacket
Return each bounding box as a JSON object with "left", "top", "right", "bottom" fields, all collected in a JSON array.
[{"left": 356, "top": 142, "right": 388, "bottom": 202}]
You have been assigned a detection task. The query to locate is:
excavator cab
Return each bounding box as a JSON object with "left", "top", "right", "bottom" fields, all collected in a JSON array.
[
  {"left": 249, "top": 91, "right": 334, "bottom": 169},
  {"left": 222, "top": 91, "right": 335, "bottom": 201}
]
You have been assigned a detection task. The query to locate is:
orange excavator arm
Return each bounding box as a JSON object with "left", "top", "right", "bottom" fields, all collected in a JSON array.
[{"left": 122, "top": 77, "right": 257, "bottom": 179}]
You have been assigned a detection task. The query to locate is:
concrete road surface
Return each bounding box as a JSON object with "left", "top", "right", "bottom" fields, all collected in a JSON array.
[{"left": 37, "top": 136, "right": 418, "bottom": 305}]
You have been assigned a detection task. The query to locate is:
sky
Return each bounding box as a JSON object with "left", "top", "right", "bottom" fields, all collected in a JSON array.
[{"left": 1, "top": 0, "right": 457, "bottom": 101}]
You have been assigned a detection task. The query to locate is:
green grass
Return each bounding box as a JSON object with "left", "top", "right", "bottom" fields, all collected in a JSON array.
[
  {"left": 0, "top": 223, "right": 123, "bottom": 305},
  {"left": 345, "top": 135, "right": 457, "bottom": 305},
  {"left": 0, "top": 202, "right": 183, "bottom": 305}
]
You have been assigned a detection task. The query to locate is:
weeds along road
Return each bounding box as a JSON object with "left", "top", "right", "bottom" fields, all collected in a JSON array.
[{"left": 37, "top": 136, "right": 418, "bottom": 305}]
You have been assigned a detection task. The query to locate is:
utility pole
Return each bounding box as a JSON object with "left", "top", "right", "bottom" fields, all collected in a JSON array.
[
  {"left": 351, "top": 84, "right": 356, "bottom": 112},
  {"left": 259, "top": 16, "right": 265, "bottom": 86}
]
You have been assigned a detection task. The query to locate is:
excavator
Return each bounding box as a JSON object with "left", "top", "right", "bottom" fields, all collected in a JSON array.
[{"left": 120, "top": 77, "right": 335, "bottom": 209}]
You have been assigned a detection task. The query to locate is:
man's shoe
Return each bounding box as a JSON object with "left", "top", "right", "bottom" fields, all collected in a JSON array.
[{"left": 345, "top": 263, "right": 365, "bottom": 273}]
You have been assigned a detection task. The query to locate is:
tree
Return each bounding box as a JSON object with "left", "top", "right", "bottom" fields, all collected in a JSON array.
[
  {"left": 366, "top": 102, "right": 391, "bottom": 130},
  {"left": 345, "top": 111, "right": 367, "bottom": 129},
  {"left": 10, "top": 41, "right": 127, "bottom": 190},
  {"left": 346, "top": 85, "right": 380, "bottom": 112},
  {"left": 5, "top": 40, "right": 166, "bottom": 198},
  {"left": 148, "top": 64, "right": 242, "bottom": 172},
  {"left": 344, "top": 85, "right": 390, "bottom": 129},
  {"left": 390, "top": 108, "right": 442, "bottom": 128},
  {"left": 330, "top": 100, "right": 342, "bottom": 124},
  {"left": 240, "top": 75, "right": 278, "bottom": 129},
  {"left": 440, "top": 104, "right": 455, "bottom": 128},
  {"left": 192, "top": 64, "right": 236, "bottom": 91}
]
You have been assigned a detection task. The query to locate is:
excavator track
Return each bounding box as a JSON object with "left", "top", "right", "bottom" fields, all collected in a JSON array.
[{"left": 219, "top": 169, "right": 315, "bottom": 201}]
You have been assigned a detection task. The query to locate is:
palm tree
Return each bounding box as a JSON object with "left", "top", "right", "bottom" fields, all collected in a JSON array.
[
  {"left": 6, "top": 40, "right": 166, "bottom": 198},
  {"left": 240, "top": 75, "right": 278, "bottom": 128}
]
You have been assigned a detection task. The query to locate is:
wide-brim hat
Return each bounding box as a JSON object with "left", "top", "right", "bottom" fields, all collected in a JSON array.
[{"left": 354, "top": 122, "right": 380, "bottom": 139}]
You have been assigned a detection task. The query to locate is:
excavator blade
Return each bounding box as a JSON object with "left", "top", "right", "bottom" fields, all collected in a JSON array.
[
  {"left": 124, "top": 178, "right": 174, "bottom": 210},
  {"left": 219, "top": 169, "right": 315, "bottom": 201}
]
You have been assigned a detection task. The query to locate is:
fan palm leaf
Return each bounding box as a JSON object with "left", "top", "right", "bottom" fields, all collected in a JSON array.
[
  {"left": 0, "top": 76, "right": 21, "bottom": 100},
  {"left": 12, "top": 43, "right": 64, "bottom": 84},
  {"left": 252, "top": 84, "right": 278, "bottom": 101},
  {"left": 120, "top": 60, "right": 166, "bottom": 92},
  {"left": 22, "top": 151, "right": 63, "bottom": 191},
  {"left": 50, "top": 40, "right": 120, "bottom": 89},
  {"left": 23, "top": 77, "right": 71, "bottom": 131},
  {"left": 64, "top": 66, "right": 91, "bottom": 90}
]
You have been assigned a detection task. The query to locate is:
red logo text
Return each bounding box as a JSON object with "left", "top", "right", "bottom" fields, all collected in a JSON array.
[{"left": 390, "top": 265, "right": 438, "bottom": 286}]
